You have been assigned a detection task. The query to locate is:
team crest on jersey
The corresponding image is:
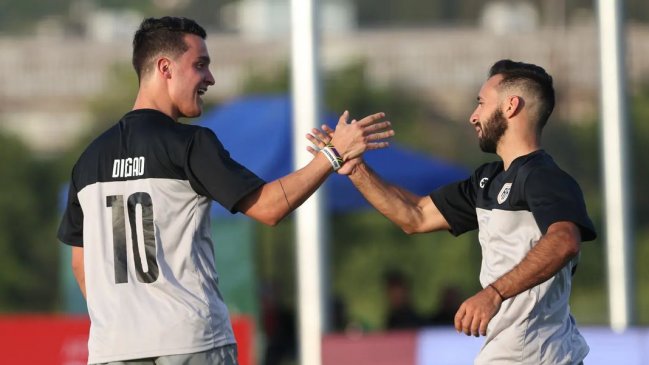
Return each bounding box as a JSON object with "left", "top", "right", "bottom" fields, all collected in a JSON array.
[
  {"left": 497, "top": 183, "right": 512, "bottom": 204},
  {"left": 479, "top": 177, "right": 489, "bottom": 189}
]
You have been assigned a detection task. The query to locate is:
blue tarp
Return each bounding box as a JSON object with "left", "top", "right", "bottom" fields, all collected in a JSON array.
[{"left": 196, "top": 95, "right": 469, "bottom": 216}]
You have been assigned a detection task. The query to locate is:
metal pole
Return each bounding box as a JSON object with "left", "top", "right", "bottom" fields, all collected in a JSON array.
[
  {"left": 290, "top": 0, "right": 327, "bottom": 364},
  {"left": 596, "top": 0, "right": 634, "bottom": 332}
]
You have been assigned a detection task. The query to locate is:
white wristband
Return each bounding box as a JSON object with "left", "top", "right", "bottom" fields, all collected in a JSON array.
[{"left": 320, "top": 145, "right": 343, "bottom": 171}]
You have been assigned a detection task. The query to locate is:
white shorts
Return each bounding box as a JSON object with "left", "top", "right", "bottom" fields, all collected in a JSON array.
[{"left": 94, "top": 344, "right": 238, "bottom": 365}]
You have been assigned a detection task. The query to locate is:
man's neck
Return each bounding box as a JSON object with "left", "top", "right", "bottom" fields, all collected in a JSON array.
[
  {"left": 132, "top": 85, "right": 178, "bottom": 122},
  {"left": 497, "top": 136, "right": 540, "bottom": 170}
]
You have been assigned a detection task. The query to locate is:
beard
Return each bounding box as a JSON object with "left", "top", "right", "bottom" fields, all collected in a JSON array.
[{"left": 478, "top": 108, "right": 508, "bottom": 154}]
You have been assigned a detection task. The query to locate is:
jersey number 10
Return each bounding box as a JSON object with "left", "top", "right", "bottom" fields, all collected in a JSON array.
[{"left": 106, "top": 192, "right": 159, "bottom": 284}]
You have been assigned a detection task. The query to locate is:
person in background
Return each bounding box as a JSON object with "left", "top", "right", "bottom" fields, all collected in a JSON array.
[
  {"left": 384, "top": 269, "right": 425, "bottom": 330},
  {"left": 428, "top": 285, "right": 463, "bottom": 326}
]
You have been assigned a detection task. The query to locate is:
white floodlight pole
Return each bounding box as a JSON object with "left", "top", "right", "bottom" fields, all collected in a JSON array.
[
  {"left": 597, "top": 0, "right": 634, "bottom": 331},
  {"left": 290, "top": 0, "right": 327, "bottom": 364}
]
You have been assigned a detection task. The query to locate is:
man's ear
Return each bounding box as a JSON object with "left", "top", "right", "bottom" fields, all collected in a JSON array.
[
  {"left": 157, "top": 57, "right": 172, "bottom": 79},
  {"left": 503, "top": 95, "right": 523, "bottom": 118}
]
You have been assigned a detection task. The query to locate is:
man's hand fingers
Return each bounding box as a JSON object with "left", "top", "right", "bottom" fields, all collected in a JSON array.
[
  {"left": 356, "top": 112, "right": 386, "bottom": 127},
  {"left": 454, "top": 305, "right": 466, "bottom": 333},
  {"left": 305, "top": 146, "right": 318, "bottom": 156},
  {"left": 363, "top": 120, "right": 392, "bottom": 133},
  {"left": 310, "top": 128, "right": 330, "bottom": 145},
  {"left": 470, "top": 315, "right": 481, "bottom": 337},
  {"left": 322, "top": 125, "right": 335, "bottom": 136},
  {"left": 461, "top": 315, "right": 473, "bottom": 336},
  {"left": 366, "top": 141, "right": 390, "bottom": 150},
  {"left": 337, "top": 110, "right": 350, "bottom": 125},
  {"left": 366, "top": 130, "right": 395, "bottom": 142},
  {"left": 362, "top": 121, "right": 394, "bottom": 151},
  {"left": 479, "top": 318, "right": 489, "bottom": 337}
]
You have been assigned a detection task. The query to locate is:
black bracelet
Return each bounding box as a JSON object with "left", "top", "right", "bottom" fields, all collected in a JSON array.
[{"left": 489, "top": 283, "right": 506, "bottom": 301}]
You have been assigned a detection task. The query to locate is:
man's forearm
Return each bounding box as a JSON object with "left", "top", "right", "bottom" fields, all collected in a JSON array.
[
  {"left": 490, "top": 221, "right": 581, "bottom": 300},
  {"left": 277, "top": 153, "right": 333, "bottom": 214},
  {"left": 238, "top": 153, "right": 333, "bottom": 226},
  {"left": 75, "top": 273, "right": 87, "bottom": 299},
  {"left": 349, "top": 162, "right": 437, "bottom": 233},
  {"left": 71, "top": 247, "right": 86, "bottom": 299}
]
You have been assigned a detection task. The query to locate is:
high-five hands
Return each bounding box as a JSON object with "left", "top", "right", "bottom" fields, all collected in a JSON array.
[
  {"left": 306, "top": 111, "right": 393, "bottom": 174},
  {"left": 307, "top": 122, "right": 363, "bottom": 174}
]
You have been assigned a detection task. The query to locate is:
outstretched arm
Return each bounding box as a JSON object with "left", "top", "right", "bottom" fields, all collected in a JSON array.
[
  {"left": 454, "top": 221, "right": 581, "bottom": 337},
  {"left": 236, "top": 111, "right": 394, "bottom": 226},
  {"left": 306, "top": 124, "right": 450, "bottom": 234},
  {"left": 347, "top": 162, "right": 450, "bottom": 234}
]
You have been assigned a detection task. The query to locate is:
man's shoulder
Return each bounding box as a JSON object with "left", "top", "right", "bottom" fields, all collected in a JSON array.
[
  {"left": 76, "top": 122, "right": 121, "bottom": 162},
  {"left": 85, "top": 113, "right": 209, "bottom": 152},
  {"left": 71, "top": 112, "right": 211, "bottom": 182},
  {"left": 473, "top": 160, "right": 504, "bottom": 179},
  {"left": 513, "top": 151, "right": 585, "bottom": 202},
  {"left": 516, "top": 151, "right": 575, "bottom": 182}
]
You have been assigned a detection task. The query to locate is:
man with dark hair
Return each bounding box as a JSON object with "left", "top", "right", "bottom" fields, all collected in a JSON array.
[
  {"left": 58, "top": 16, "right": 393, "bottom": 365},
  {"left": 307, "top": 59, "right": 595, "bottom": 364}
]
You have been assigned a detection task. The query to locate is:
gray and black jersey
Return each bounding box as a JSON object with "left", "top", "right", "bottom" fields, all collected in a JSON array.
[
  {"left": 58, "top": 109, "right": 265, "bottom": 364},
  {"left": 431, "top": 150, "right": 596, "bottom": 365}
]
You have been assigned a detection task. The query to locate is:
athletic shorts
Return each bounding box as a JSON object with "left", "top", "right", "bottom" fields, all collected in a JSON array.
[{"left": 94, "top": 344, "right": 238, "bottom": 365}]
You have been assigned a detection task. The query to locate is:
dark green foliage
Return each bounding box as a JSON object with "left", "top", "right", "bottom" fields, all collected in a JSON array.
[
  {"left": 0, "top": 0, "right": 69, "bottom": 34},
  {"left": 0, "top": 134, "right": 60, "bottom": 311},
  {"left": 3, "top": 0, "right": 649, "bottom": 36}
]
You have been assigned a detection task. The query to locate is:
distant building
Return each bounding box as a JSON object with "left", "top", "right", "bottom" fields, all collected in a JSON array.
[
  {"left": 85, "top": 9, "right": 142, "bottom": 43},
  {"left": 2, "top": 20, "right": 649, "bottom": 155},
  {"left": 480, "top": 1, "right": 539, "bottom": 35},
  {"left": 221, "top": 0, "right": 357, "bottom": 40}
]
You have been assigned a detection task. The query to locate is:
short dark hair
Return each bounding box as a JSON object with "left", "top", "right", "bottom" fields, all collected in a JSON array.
[
  {"left": 132, "top": 17, "right": 207, "bottom": 81},
  {"left": 488, "top": 59, "right": 555, "bottom": 131}
]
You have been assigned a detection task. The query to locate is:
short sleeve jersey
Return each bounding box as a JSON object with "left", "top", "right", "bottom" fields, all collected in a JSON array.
[
  {"left": 57, "top": 109, "right": 265, "bottom": 363},
  {"left": 431, "top": 150, "right": 596, "bottom": 365}
]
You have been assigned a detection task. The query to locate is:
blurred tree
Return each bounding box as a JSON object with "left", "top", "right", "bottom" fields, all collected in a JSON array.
[
  {"left": 0, "top": 133, "right": 60, "bottom": 311},
  {"left": 630, "top": 83, "right": 649, "bottom": 229},
  {"left": 626, "top": 0, "right": 649, "bottom": 24},
  {"left": 0, "top": 0, "right": 70, "bottom": 34},
  {"left": 3, "top": 0, "right": 649, "bottom": 36},
  {"left": 353, "top": 0, "right": 649, "bottom": 27},
  {"left": 0, "top": 0, "right": 236, "bottom": 35},
  {"left": 354, "top": 0, "right": 484, "bottom": 27},
  {"left": 629, "top": 83, "right": 649, "bottom": 325},
  {"left": 635, "top": 229, "right": 649, "bottom": 324},
  {"left": 59, "top": 63, "right": 139, "bottom": 175}
]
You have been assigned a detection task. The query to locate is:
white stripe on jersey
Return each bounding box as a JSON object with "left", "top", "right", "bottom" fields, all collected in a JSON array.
[
  {"left": 78, "top": 178, "right": 235, "bottom": 363},
  {"left": 475, "top": 208, "right": 588, "bottom": 365}
]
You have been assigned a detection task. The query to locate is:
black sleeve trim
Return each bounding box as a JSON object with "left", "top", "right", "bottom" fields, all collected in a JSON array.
[
  {"left": 430, "top": 176, "right": 478, "bottom": 236},
  {"left": 185, "top": 128, "right": 266, "bottom": 213},
  {"left": 57, "top": 174, "right": 85, "bottom": 246},
  {"left": 523, "top": 165, "right": 597, "bottom": 242}
]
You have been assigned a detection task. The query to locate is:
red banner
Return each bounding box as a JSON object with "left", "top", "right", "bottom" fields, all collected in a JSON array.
[{"left": 0, "top": 315, "right": 254, "bottom": 365}]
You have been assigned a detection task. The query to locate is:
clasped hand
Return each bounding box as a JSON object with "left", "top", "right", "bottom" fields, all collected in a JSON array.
[{"left": 306, "top": 111, "right": 393, "bottom": 174}]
